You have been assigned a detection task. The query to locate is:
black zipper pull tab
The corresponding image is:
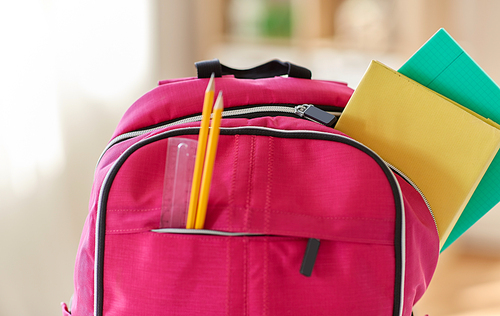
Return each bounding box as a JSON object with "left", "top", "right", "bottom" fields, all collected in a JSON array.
[
  {"left": 300, "top": 238, "right": 321, "bottom": 277},
  {"left": 295, "top": 104, "right": 338, "bottom": 127}
]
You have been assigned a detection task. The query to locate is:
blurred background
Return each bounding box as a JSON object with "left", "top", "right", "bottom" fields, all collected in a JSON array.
[{"left": 1, "top": 0, "right": 500, "bottom": 315}]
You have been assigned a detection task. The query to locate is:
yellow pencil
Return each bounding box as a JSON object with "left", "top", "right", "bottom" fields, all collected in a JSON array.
[
  {"left": 195, "top": 91, "right": 224, "bottom": 229},
  {"left": 186, "top": 73, "right": 215, "bottom": 229}
]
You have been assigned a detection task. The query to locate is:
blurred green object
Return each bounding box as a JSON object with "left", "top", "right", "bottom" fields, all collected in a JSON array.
[
  {"left": 261, "top": 1, "right": 291, "bottom": 38},
  {"left": 399, "top": 28, "right": 500, "bottom": 252}
]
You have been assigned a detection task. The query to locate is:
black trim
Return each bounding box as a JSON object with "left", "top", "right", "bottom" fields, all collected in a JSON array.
[
  {"left": 99, "top": 104, "right": 345, "bottom": 163},
  {"left": 130, "top": 104, "right": 299, "bottom": 133},
  {"left": 195, "top": 59, "right": 312, "bottom": 79},
  {"left": 95, "top": 128, "right": 200, "bottom": 315},
  {"left": 122, "top": 104, "right": 344, "bottom": 134},
  {"left": 95, "top": 127, "right": 403, "bottom": 316}
]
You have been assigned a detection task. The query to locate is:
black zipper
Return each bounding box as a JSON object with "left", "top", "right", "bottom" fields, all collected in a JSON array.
[{"left": 94, "top": 126, "right": 404, "bottom": 316}]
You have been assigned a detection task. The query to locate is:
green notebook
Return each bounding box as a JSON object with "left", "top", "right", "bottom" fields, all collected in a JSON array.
[{"left": 399, "top": 28, "right": 500, "bottom": 251}]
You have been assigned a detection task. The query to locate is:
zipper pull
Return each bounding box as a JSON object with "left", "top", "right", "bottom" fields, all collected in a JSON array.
[
  {"left": 300, "top": 238, "right": 321, "bottom": 277},
  {"left": 294, "top": 104, "right": 338, "bottom": 127}
]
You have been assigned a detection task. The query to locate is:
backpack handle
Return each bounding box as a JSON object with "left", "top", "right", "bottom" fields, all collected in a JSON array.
[{"left": 195, "top": 59, "right": 312, "bottom": 79}]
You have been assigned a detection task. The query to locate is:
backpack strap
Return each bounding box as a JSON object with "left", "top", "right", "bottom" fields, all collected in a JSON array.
[{"left": 195, "top": 59, "right": 312, "bottom": 79}]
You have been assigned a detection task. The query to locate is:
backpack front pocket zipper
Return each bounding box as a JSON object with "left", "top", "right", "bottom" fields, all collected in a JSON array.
[
  {"left": 152, "top": 228, "right": 321, "bottom": 277},
  {"left": 151, "top": 228, "right": 265, "bottom": 237}
]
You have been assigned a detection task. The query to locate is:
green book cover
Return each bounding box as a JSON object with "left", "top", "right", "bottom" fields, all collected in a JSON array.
[{"left": 399, "top": 28, "right": 500, "bottom": 251}]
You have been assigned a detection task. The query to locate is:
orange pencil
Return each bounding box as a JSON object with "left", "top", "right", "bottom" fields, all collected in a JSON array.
[
  {"left": 186, "top": 74, "right": 214, "bottom": 229},
  {"left": 195, "top": 91, "right": 224, "bottom": 229}
]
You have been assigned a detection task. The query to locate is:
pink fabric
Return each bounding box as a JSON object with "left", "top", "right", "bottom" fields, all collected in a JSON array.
[
  {"left": 68, "top": 76, "right": 439, "bottom": 315},
  {"left": 61, "top": 302, "right": 71, "bottom": 316},
  {"left": 101, "top": 234, "right": 394, "bottom": 315},
  {"left": 111, "top": 76, "right": 353, "bottom": 139},
  {"left": 105, "top": 119, "right": 396, "bottom": 246},
  {"left": 398, "top": 176, "right": 439, "bottom": 316}
]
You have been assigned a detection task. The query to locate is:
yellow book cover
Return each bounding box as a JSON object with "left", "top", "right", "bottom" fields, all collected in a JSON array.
[{"left": 335, "top": 60, "right": 500, "bottom": 249}]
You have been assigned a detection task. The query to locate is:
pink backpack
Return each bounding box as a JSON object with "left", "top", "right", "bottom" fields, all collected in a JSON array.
[{"left": 63, "top": 60, "right": 439, "bottom": 316}]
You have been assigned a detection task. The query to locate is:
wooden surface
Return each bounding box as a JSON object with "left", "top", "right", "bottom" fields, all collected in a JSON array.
[{"left": 414, "top": 245, "right": 500, "bottom": 316}]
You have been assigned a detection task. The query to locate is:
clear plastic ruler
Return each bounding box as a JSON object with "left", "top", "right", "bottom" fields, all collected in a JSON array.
[{"left": 160, "top": 137, "right": 198, "bottom": 228}]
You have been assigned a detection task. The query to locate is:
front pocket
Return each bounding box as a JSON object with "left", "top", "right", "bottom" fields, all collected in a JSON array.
[
  {"left": 103, "top": 230, "right": 395, "bottom": 316},
  {"left": 103, "top": 232, "right": 233, "bottom": 316},
  {"left": 95, "top": 124, "right": 405, "bottom": 316},
  {"left": 253, "top": 238, "right": 395, "bottom": 315},
  {"left": 102, "top": 231, "right": 315, "bottom": 316}
]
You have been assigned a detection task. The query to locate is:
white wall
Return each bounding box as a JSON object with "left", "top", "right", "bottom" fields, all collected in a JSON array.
[
  {"left": 0, "top": 1, "right": 157, "bottom": 315},
  {"left": 2, "top": 1, "right": 500, "bottom": 315}
]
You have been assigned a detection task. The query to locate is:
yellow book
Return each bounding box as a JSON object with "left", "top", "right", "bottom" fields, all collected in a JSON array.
[{"left": 335, "top": 60, "right": 500, "bottom": 249}]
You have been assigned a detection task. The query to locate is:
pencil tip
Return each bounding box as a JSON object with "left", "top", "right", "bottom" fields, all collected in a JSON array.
[
  {"left": 214, "top": 91, "right": 224, "bottom": 110},
  {"left": 206, "top": 73, "right": 215, "bottom": 92}
]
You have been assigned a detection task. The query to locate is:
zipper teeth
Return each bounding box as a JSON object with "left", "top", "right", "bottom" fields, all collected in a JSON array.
[
  {"left": 97, "top": 105, "right": 297, "bottom": 167},
  {"left": 113, "top": 105, "right": 295, "bottom": 146},
  {"left": 386, "top": 162, "right": 439, "bottom": 235}
]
